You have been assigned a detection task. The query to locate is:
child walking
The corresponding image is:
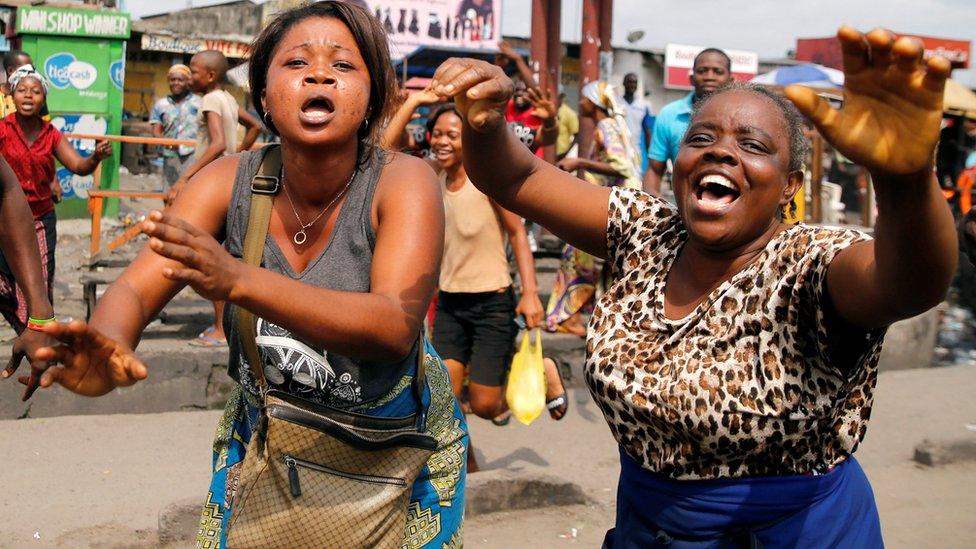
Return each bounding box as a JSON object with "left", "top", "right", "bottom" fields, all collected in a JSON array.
[{"left": 165, "top": 50, "right": 261, "bottom": 347}]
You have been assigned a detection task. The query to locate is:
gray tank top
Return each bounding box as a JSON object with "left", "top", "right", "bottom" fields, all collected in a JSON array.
[{"left": 223, "top": 147, "right": 417, "bottom": 407}]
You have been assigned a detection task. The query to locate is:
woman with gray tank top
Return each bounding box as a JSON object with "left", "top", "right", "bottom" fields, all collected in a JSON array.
[{"left": 28, "top": 3, "right": 466, "bottom": 547}]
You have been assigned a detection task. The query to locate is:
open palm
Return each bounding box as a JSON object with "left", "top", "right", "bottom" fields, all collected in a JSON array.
[
  {"left": 35, "top": 321, "right": 147, "bottom": 397},
  {"left": 786, "top": 27, "right": 949, "bottom": 176}
]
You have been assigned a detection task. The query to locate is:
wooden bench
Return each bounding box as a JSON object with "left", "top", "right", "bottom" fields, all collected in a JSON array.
[{"left": 80, "top": 268, "right": 124, "bottom": 320}]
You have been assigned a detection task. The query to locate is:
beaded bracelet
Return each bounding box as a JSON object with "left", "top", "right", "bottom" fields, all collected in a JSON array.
[{"left": 26, "top": 315, "right": 56, "bottom": 332}]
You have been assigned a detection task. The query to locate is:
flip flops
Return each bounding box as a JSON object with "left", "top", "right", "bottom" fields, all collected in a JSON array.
[
  {"left": 491, "top": 410, "right": 512, "bottom": 426},
  {"left": 189, "top": 326, "right": 227, "bottom": 348},
  {"left": 545, "top": 356, "right": 569, "bottom": 421}
]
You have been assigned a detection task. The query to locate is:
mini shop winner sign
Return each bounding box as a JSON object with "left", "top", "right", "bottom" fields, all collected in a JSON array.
[{"left": 16, "top": 6, "right": 130, "bottom": 39}]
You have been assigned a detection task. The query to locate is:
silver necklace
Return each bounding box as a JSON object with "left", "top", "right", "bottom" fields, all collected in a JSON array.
[{"left": 280, "top": 167, "right": 356, "bottom": 245}]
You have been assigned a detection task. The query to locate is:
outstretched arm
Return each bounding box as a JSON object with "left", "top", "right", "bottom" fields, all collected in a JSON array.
[
  {"left": 431, "top": 58, "right": 611, "bottom": 258},
  {"left": 492, "top": 200, "right": 544, "bottom": 328},
  {"left": 380, "top": 89, "right": 440, "bottom": 150},
  {"left": 497, "top": 41, "right": 537, "bottom": 88},
  {"left": 237, "top": 107, "right": 262, "bottom": 151},
  {"left": 788, "top": 27, "right": 956, "bottom": 329},
  {"left": 34, "top": 156, "right": 238, "bottom": 396},
  {"left": 53, "top": 138, "right": 111, "bottom": 176},
  {"left": 0, "top": 155, "right": 54, "bottom": 400},
  {"left": 167, "top": 111, "right": 226, "bottom": 204},
  {"left": 144, "top": 154, "right": 443, "bottom": 361}
]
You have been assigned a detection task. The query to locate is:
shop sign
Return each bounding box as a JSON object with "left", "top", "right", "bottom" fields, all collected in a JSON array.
[
  {"left": 51, "top": 114, "right": 108, "bottom": 200},
  {"left": 797, "top": 35, "right": 971, "bottom": 70},
  {"left": 365, "top": 1, "right": 501, "bottom": 59},
  {"left": 140, "top": 33, "right": 251, "bottom": 58},
  {"left": 664, "top": 44, "right": 758, "bottom": 90},
  {"left": 16, "top": 6, "right": 130, "bottom": 39},
  {"left": 0, "top": 9, "right": 13, "bottom": 52}
]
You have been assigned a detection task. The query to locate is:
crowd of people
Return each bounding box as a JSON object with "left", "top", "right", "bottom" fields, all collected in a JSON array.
[{"left": 0, "top": 1, "right": 961, "bottom": 547}]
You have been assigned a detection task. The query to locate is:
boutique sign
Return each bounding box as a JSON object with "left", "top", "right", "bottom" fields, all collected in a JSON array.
[{"left": 16, "top": 6, "right": 130, "bottom": 39}]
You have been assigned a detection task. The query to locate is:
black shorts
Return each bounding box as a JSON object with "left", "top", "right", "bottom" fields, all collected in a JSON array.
[{"left": 432, "top": 288, "right": 518, "bottom": 387}]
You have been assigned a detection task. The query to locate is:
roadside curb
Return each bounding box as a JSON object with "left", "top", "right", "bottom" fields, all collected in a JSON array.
[
  {"left": 913, "top": 437, "right": 976, "bottom": 466},
  {"left": 465, "top": 467, "right": 590, "bottom": 517}
]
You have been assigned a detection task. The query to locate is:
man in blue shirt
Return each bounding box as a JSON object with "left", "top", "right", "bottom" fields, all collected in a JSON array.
[
  {"left": 620, "top": 73, "right": 655, "bottom": 174},
  {"left": 644, "top": 48, "right": 732, "bottom": 195},
  {"left": 149, "top": 64, "right": 200, "bottom": 188}
]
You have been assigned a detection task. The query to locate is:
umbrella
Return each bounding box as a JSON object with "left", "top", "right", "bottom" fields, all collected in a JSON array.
[
  {"left": 944, "top": 78, "right": 976, "bottom": 118},
  {"left": 751, "top": 63, "right": 844, "bottom": 89}
]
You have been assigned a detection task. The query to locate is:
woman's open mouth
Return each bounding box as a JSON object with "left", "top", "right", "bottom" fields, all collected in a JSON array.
[
  {"left": 693, "top": 173, "right": 741, "bottom": 214},
  {"left": 298, "top": 95, "right": 335, "bottom": 125}
]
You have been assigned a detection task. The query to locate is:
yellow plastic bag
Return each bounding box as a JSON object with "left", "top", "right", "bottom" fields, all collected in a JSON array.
[{"left": 505, "top": 329, "right": 546, "bottom": 425}]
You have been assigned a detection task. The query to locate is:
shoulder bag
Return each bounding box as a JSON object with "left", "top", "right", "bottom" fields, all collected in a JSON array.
[{"left": 226, "top": 146, "right": 437, "bottom": 548}]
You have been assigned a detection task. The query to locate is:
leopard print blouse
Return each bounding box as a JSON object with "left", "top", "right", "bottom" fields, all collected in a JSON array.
[{"left": 586, "top": 188, "right": 887, "bottom": 480}]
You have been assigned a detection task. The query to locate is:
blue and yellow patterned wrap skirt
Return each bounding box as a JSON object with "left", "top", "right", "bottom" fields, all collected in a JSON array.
[{"left": 196, "top": 340, "right": 468, "bottom": 548}]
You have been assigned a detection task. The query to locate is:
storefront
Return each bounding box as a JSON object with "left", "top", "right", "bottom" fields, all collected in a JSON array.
[{"left": 15, "top": 5, "right": 130, "bottom": 218}]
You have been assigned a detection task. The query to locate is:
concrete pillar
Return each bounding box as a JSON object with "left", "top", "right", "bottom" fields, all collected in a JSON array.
[
  {"left": 578, "top": 0, "right": 601, "bottom": 166},
  {"left": 530, "top": 0, "right": 562, "bottom": 164},
  {"left": 598, "top": 0, "right": 613, "bottom": 81}
]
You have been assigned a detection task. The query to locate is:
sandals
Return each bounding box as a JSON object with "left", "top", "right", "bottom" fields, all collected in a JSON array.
[
  {"left": 491, "top": 410, "right": 512, "bottom": 426},
  {"left": 189, "top": 326, "right": 228, "bottom": 348},
  {"left": 545, "top": 357, "right": 569, "bottom": 421}
]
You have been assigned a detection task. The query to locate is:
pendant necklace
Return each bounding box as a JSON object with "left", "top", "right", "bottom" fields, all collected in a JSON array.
[{"left": 280, "top": 166, "right": 356, "bottom": 245}]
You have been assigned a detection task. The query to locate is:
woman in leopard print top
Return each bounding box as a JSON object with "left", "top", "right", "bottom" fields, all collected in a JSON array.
[{"left": 431, "top": 27, "right": 956, "bottom": 547}]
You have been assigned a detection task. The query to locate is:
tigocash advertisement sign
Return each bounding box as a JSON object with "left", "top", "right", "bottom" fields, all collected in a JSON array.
[
  {"left": 366, "top": 0, "right": 500, "bottom": 59},
  {"left": 38, "top": 38, "right": 114, "bottom": 112}
]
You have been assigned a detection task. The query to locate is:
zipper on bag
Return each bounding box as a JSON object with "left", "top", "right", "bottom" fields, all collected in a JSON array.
[{"left": 283, "top": 454, "right": 407, "bottom": 498}]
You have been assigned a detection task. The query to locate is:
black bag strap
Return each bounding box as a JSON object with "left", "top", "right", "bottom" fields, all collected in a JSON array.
[{"left": 236, "top": 146, "right": 428, "bottom": 431}]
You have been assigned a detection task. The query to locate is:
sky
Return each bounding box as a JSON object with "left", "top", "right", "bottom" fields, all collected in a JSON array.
[{"left": 122, "top": 0, "right": 976, "bottom": 86}]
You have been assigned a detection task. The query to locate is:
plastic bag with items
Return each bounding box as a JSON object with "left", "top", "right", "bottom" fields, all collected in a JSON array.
[{"left": 506, "top": 329, "right": 546, "bottom": 425}]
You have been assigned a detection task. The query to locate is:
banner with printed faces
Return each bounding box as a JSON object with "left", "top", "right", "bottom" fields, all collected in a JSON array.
[
  {"left": 37, "top": 37, "right": 113, "bottom": 113},
  {"left": 366, "top": 0, "right": 500, "bottom": 59}
]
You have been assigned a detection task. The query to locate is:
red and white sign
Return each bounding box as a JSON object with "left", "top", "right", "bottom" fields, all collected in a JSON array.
[
  {"left": 796, "top": 34, "right": 971, "bottom": 70},
  {"left": 367, "top": 0, "right": 500, "bottom": 60},
  {"left": 664, "top": 44, "right": 759, "bottom": 90}
]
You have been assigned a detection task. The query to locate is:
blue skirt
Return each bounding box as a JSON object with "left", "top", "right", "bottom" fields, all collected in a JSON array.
[
  {"left": 195, "top": 340, "right": 468, "bottom": 548},
  {"left": 606, "top": 447, "right": 883, "bottom": 548}
]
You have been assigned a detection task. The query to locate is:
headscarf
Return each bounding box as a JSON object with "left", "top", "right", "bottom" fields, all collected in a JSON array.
[
  {"left": 8, "top": 64, "right": 48, "bottom": 95},
  {"left": 168, "top": 64, "right": 191, "bottom": 79},
  {"left": 580, "top": 80, "right": 643, "bottom": 186}
]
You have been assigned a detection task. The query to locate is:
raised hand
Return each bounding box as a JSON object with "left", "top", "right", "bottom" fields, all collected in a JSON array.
[
  {"left": 2, "top": 329, "right": 54, "bottom": 400},
  {"left": 33, "top": 321, "right": 147, "bottom": 397},
  {"left": 497, "top": 40, "right": 519, "bottom": 61},
  {"left": 409, "top": 88, "right": 442, "bottom": 107},
  {"left": 164, "top": 178, "right": 186, "bottom": 206},
  {"left": 785, "top": 27, "right": 949, "bottom": 177},
  {"left": 142, "top": 210, "right": 243, "bottom": 301},
  {"left": 527, "top": 87, "right": 556, "bottom": 121},
  {"left": 93, "top": 140, "right": 113, "bottom": 161},
  {"left": 431, "top": 58, "right": 514, "bottom": 132}
]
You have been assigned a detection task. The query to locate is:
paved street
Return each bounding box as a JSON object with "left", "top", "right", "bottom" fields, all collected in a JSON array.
[{"left": 0, "top": 361, "right": 973, "bottom": 547}]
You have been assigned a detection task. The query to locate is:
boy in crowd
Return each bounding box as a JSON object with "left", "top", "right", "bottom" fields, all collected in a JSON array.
[{"left": 166, "top": 50, "right": 261, "bottom": 347}]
